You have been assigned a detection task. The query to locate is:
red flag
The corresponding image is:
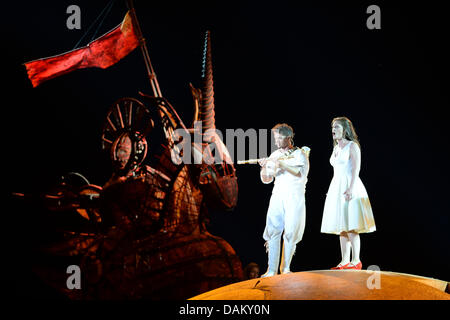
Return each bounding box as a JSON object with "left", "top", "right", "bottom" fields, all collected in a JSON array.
[{"left": 24, "top": 11, "right": 139, "bottom": 87}]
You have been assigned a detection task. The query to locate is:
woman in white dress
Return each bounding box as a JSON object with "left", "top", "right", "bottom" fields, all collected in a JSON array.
[{"left": 321, "top": 117, "right": 376, "bottom": 270}]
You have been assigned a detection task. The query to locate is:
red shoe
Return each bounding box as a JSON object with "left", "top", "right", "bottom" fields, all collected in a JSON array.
[
  {"left": 344, "top": 262, "right": 362, "bottom": 270},
  {"left": 330, "top": 262, "right": 350, "bottom": 270}
]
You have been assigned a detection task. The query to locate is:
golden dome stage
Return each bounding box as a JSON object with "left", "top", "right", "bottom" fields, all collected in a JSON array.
[{"left": 190, "top": 270, "right": 449, "bottom": 300}]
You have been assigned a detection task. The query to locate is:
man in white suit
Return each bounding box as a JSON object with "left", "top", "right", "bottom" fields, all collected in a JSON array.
[{"left": 259, "top": 123, "right": 310, "bottom": 277}]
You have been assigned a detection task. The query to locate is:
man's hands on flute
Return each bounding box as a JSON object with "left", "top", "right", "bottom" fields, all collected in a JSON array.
[
  {"left": 258, "top": 157, "right": 280, "bottom": 169},
  {"left": 259, "top": 156, "right": 303, "bottom": 178},
  {"left": 259, "top": 157, "right": 279, "bottom": 183}
]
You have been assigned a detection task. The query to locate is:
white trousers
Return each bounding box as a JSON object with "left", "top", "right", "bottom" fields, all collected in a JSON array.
[{"left": 263, "top": 189, "right": 306, "bottom": 245}]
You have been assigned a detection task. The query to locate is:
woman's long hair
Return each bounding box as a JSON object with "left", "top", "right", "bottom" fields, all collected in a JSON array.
[{"left": 331, "top": 117, "right": 360, "bottom": 148}]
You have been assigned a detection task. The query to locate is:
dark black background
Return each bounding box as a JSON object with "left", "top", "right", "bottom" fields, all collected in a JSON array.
[{"left": 5, "top": 0, "right": 449, "bottom": 298}]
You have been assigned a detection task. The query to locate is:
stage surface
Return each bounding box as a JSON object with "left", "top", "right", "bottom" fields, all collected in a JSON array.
[{"left": 190, "top": 270, "right": 449, "bottom": 300}]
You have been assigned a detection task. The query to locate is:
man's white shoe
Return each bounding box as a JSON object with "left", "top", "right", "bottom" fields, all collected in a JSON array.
[
  {"left": 261, "top": 238, "right": 281, "bottom": 278},
  {"left": 279, "top": 242, "right": 296, "bottom": 274}
]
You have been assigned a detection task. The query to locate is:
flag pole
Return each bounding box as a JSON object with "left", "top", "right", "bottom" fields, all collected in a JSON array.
[{"left": 126, "top": 0, "right": 162, "bottom": 98}]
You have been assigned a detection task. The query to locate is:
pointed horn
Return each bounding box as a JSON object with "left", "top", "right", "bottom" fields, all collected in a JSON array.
[{"left": 199, "top": 30, "right": 216, "bottom": 131}]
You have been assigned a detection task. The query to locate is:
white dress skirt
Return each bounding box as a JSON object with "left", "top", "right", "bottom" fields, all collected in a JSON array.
[{"left": 321, "top": 141, "right": 376, "bottom": 235}]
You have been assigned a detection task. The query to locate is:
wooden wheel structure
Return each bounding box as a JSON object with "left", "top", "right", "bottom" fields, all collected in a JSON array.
[
  {"left": 99, "top": 96, "right": 190, "bottom": 235},
  {"left": 101, "top": 97, "right": 154, "bottom": 175}
]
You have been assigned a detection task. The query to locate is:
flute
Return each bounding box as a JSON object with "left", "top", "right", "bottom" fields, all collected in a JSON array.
[
  {"left": 237, "top": 146, "right": 310, "bottom": 165},
  {"left": 237, "top": 155, "right": 294, "bottom": 165}
]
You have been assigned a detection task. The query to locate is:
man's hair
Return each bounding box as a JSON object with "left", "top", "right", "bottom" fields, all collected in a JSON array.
[{"left": 272, "top": 123, "right": 294, "bottom": 138}]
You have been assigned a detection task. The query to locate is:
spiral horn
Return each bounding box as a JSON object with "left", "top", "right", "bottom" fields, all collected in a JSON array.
[{"left": 199, "top": 30, "right": 216, "bottom": 131}]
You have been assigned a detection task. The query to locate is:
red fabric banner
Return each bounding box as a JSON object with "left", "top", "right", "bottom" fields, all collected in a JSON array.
[{"left": 24, "top": 11, "right": 139, "bottom": 87}]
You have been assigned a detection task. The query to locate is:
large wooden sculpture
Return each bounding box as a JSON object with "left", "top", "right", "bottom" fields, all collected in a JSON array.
[{"left": 17, "top": 7, "right": 242, "bottom": 299}]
